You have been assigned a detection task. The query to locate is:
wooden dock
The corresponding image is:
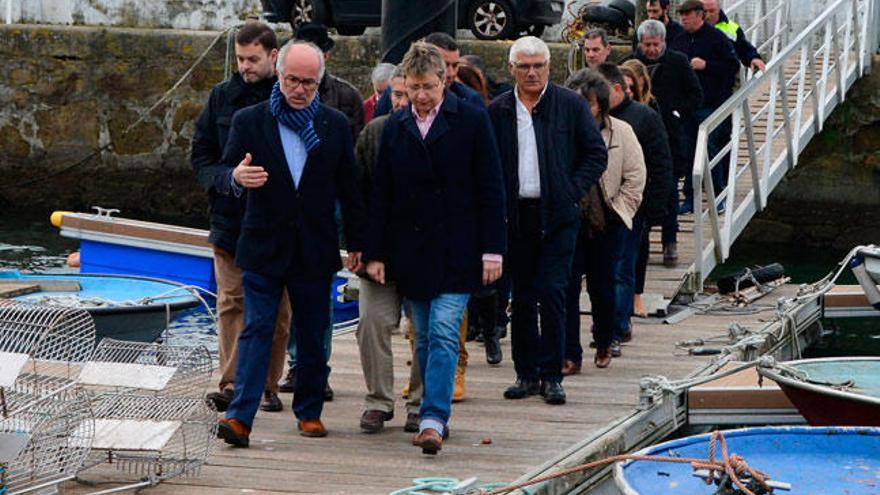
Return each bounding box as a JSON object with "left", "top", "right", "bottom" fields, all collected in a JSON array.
[{"left": 61, "top": 287, "right": 795, "bottom": 495}]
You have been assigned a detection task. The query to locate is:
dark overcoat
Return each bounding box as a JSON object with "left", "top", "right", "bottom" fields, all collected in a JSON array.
[
  {"left": 365, "top": 93, "right": 507, "bottom": 300},
  {"left": 218, "top": 101, "right": 365, "bottom": 280}
]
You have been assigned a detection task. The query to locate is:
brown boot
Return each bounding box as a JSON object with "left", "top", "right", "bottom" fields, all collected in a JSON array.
[
  {"left": 218, "top": 418, "right": 250, "bottom": 448},
  {"left": 414, "top": 428, "right": 443, "bottom": 455},
  {"left": 452, "top": 361, "right": 466, "bottom": 402}
]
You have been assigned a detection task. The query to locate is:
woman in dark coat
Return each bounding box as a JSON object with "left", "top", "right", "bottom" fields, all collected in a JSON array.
[{"left": 364, "top": 42, "right": 506, "bottom": 455}]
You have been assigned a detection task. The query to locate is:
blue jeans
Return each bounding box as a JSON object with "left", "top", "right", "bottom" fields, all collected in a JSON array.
[
  {"left": 409, "top": 293, "right": 470, "bottom": 435},
  {"left": 227, "top": 271, "right": 331, "bottom": 428},
  {"left": 612, "top": 214, "right": 643, "bottom": 343}
]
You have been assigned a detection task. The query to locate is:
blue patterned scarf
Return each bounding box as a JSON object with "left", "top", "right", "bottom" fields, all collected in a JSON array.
[{"left": 269, "top": 81, "right": 321, "bottom": 153}]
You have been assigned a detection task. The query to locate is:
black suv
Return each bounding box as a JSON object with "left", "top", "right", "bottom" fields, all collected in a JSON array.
[{"left": 260, "top": 0, "right": 564, "bottom": 40}]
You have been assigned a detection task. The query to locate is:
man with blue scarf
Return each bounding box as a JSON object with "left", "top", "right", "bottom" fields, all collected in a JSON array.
[{"left": 216, "top": 40, "right": 366, "bottom": 446}]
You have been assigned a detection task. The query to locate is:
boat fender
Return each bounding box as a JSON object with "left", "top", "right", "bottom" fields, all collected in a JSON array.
[
  {"left": 717, "top": 263, "right": 785, "bottom": 294},
  {"left": 50, "top": 210, "right": 72, "bottom": 228}
]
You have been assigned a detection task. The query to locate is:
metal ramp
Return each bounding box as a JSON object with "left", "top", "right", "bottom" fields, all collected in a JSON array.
[{"left": 642, "top": 0, "right": 879, "bottom": 298}]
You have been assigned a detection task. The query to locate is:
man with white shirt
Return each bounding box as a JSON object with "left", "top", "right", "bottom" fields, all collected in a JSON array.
[{"left": 488, "top": 36, "right": 607, "bottom": 405}]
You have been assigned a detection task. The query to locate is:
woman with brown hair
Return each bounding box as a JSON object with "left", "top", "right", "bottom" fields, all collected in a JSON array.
[
  {"left": 622, "top": 58, "right": 661, "bottom": 318},
  {"left": 456, "top": 61, "right": 491, "bottom": 106}
]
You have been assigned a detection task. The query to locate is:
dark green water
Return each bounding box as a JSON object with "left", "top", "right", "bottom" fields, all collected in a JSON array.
[
  {"left": 0, "top": 210, "right": 218, "bottom": 353},
  {"left": 711, "top": 241, "right": 880, "bottom": 357}
]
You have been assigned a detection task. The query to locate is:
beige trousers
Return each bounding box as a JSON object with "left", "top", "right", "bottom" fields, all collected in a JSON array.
[
  {"left": 214, "top": 246, "right": 290, "bottom": 393},
  {"left": 355, "top": 278, "right": 402, "bottom": 413}
]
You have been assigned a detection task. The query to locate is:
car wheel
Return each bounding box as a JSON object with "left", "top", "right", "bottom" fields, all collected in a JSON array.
[
  {"left": 336, "top": 25, "right": 366, "bottom": 36},
  {"left": 290, "top": 0, "right": 326, "bottom": 30},
  {"left": 467, "top": 0, "right": 516, "bottom": 40}
]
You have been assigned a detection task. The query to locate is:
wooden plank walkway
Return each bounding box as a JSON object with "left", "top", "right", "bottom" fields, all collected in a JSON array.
[{"left": 62, "top": 293, "right": 786, "bottom": 494}]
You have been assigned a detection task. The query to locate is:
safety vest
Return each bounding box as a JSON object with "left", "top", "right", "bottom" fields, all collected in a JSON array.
[{"left": 715, "top": 19, "right": 739, "bottom": 42}]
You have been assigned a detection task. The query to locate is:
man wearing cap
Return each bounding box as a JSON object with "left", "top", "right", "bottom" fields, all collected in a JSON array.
[
  {"left": 293, "top": 23, "right": 364, "bottom": 139},
  {"left": 670, "top": 0, "right": 738, "bottom": 214}
]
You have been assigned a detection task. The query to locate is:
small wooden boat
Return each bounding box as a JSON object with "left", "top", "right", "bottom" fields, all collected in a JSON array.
[
  {"left": 757, "top": 356, "right": 880, "bottom": 426},
  {"left": 615, "top": 426, "right": 880, "bottom": 494},
  {"left": 0, "top": 271, "right": 201, "bottom": 343}
]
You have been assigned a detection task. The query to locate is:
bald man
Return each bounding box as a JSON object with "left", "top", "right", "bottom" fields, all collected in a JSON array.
[{"left": 216, "top": 40, "right": 366, "bottom": 446}]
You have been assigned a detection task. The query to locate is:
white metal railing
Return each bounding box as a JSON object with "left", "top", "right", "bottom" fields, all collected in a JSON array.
[{"left": 688, "top": 0, "right": 876, "bottom": 292}]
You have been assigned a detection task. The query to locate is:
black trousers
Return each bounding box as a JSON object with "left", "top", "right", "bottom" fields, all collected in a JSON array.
[{"left": 509, "top": 200, "right": 578, "bottom": 383}]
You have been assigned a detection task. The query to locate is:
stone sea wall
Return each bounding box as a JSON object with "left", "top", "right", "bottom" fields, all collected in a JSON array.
[{"left": 0, "top": 24, "right": 573, "bottom": 217}]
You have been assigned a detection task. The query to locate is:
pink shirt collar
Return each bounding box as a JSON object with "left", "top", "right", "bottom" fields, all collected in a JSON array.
[{"left": 411, "top": 99, "right": 444, "bottom": 139}]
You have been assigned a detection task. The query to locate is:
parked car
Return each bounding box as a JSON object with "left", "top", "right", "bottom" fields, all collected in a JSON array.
[{"left": 260, "top": 0, "right": 564, "bottom": 40}]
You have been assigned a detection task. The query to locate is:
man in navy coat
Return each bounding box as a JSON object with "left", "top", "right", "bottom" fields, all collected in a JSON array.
[
  {"left": 216, "top": 40, "right": 365, "bottom": 446},
  {"left": 489, "top": 36, "right": 607, "bottom": 405}
]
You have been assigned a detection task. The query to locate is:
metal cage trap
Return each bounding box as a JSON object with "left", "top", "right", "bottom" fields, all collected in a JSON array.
[
  {"left": 75, "top": 394, "right": 217, "bottom": 493},
  {"left": 76, "top": 338, "right": 212, "bottom": 397},
  {"left": 0, "top": 301, "right": 97, "bottom": 495},
  {"left": 73, "top": 338, "right": 216, "bottom": 492}
]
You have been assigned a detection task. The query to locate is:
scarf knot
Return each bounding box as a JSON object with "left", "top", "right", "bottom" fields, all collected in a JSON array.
[{"left": 269, "top": 81, "right": 321, "bottom": 153}]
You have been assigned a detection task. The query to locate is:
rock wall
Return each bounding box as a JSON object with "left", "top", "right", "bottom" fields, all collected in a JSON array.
[
  {"left": 0, "top": 24, "right": 572, "bottom": 218},
  {"left": 739, "top": 55, "right": 880, "bottom": 250}
]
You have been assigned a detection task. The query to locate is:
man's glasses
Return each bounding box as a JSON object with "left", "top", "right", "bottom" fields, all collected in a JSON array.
[
  {"left": 282, "top": 75, "right": 318, "bottom": 91},
  {"left": 512, "top": 61, "right": 549, "bottom": 73}
]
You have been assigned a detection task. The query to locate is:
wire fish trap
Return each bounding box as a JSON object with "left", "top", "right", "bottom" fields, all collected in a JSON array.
[
  {"left": 77, "top": 338, "right": 211, "bottom": 398},
  {"left": 76, "top": 394, "right": 217, "bottom": 493},
  {"left": 0, "top": 383, "right": 94, "bottom": 495},
  {"left": 0, "top": 301, "right": 96, "bottom": 396}
]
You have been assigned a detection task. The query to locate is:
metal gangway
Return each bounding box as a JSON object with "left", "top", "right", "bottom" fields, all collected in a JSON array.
[{"left": 674, "top": 0, "right": 880, "bottom": 293}]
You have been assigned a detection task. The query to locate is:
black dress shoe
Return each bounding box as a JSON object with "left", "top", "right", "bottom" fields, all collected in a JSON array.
[
  {"left": 404, "top": 412, "right": 420, "bottom": 432},
  {"left": 206, "top": 389, "right": 234, "bottom": 412},
  {"left": 484, "top": 327, "right": 502, "bottom": 365},
  {"left": 360, "top": 409, "right": 393, "bottom": 433},
  {"left": 496, "top": 324, "right": 508, "bottom": 340},
  {"left": 260, "top": 391, "right": 283, "bottom": 412},
  {"left": 324, "top": 383, "right": 334, "bottom": 401},
  {"left": 541, "top": 381, "right": 566, "bottom": 405},
  {"left": 503, "top": 378, "right": 540, "bottom": 399},
  {"left": 278, "top": 367, "right": 296, "bottom": 393}
]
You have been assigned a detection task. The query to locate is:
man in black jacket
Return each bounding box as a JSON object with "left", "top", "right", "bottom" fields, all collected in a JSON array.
[
  {"left": 217, "top": 40, "right": 365, "bottom": 445},
  {"left": 596, "top": 63, "right": 672, "bottom": 353},
  {"left": 626, "top": 19, "right": 703, "bottom": 264},
  {"left": 630, "top": 0, "right": 686, "bottom": 52},
  {"left": 489, "top": 36, "right": 607, "bottom": 405},
  {"left": 190, "top": 22, "right": 289, "bottom": 415},
  {"left": 670, "top": 0, "right": 739, "bottom": 214}
]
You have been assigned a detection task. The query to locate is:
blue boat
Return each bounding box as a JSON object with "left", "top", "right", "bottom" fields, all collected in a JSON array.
[
  {"left": 51, "top": 210, "right": 360, "bottom": 328},
  {"left": 0, "top": 271, "right": 201, "bottom": 343},
  {"left": 615, "top": 426, "right": 880, "bottom": 494}
]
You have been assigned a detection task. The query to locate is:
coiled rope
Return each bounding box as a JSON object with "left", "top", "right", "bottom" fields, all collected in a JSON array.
[{"left": 481, "top": 430, "right": 775, "bottom": 495}]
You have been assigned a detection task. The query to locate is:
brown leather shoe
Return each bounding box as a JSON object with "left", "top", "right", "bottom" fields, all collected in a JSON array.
[
  {"left": 562, "top": 359, "right": 582, "bottom": 376},
  {"left": 359, "top": 410, "right": 393, "bottom": 434},
  {"left": 298, "top": 419, "right": 327, "bottom": 438},
  {"left": 218, "top": 418, "right": 250, "bottom": 448},
  {"left": 595, "top": 347, "right": 612, "bottom": 369},
  {"left": 414, "top": 428, "right": 442, "bottom": 455},
  {"left": 404, "top": 412, "right": 420, "bottom": 433}
]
